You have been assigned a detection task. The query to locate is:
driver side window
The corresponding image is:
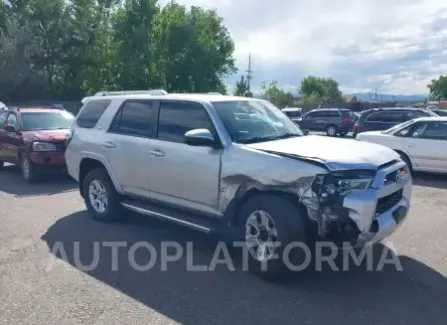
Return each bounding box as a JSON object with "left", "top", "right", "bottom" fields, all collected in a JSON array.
[
  {"left": 395, "top": 123, "right": 416, "bottom": 137},
  {"left": 6, "top": 113, "right": 17, "bottom": 128}
]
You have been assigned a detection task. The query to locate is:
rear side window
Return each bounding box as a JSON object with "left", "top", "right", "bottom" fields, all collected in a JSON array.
[
  {"left": 366, "top": 111, "right": 406, "bottom": 123},
  {"left": 157, "top": 101, "right": 214, "bottom": 143},
  {"left": 109, "top": 100, "right": 155, "bottom": 137},
  {"left": 76, "top": 99, "right": 111, "bottom": 128},
  {"left": 0, "top": 112, "right": 7, "bottom": 129}
]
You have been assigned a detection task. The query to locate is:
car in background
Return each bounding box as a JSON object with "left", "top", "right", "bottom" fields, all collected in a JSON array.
[
  {"left": 0, "top": 102, "right": 6, "bottom": 110},
  {"left": 353, "top": 107, "right": 438, "bottom": 138},
  {"left": 0, "top": 106, "right": 75, "bottom": 182},
  {"left": 430, "top": 108, "right": 447, "bottom": 116},
  {"left": 281, "top": 107, "right": 303, "bottom": 123},
  {"left": 296, "top": 108, "right": 356, "bottom": 136},
  {"left": 356, "top": 116, "right": 447, "bottom": 173}
]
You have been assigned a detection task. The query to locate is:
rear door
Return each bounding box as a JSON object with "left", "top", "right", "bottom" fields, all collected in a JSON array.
[{"left": 105, "top": 99, "right": 158, "bottom": 196}]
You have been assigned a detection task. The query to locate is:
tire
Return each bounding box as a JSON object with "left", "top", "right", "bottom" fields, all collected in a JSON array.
[
  {"left": 398, "top": 152, "right": 413, "bottom": 175},
  {"left": 83, "top": 168, "right": 123, "bottom": 222},
  {"left": 21, "top": 153, "right": 39, "bottom": 182},
  {"left": 326, "top": 125, "right": 338, "bottom": 136},
  {"left": 238, "top": 194, "right": 308, "bottom": 282}
]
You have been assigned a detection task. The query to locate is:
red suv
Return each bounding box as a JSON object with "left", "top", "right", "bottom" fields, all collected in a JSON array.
[{"left": 0, "top": 106, "right": 75, "bottom": 182}]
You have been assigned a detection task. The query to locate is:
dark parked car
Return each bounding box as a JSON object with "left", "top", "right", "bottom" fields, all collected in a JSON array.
[
  {"left": 430, "top": 108, "right": 447, "bottom": 116},
  {"left": 281, "top": 107, "right": 303, "bottom": 123},
  {"left": 0, "top": 106, "right": 75, "bottom": 182},
  {"left": 297, "top": 108, "right": 356, "bottom": 136},
  {"left": 353, "top": 107, "right": 438, "bottom": 137}
]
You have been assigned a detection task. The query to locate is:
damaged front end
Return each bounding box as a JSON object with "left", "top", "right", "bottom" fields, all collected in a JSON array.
[{"left": 296, "top": 169, "right": 378, "bottom": 245}]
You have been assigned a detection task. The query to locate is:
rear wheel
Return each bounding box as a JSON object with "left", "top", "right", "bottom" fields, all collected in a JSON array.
[
  {"left": 83, "top": 168, "right": 123, "bottom": 222},
  {"left": 326, "top": 125, "right": 338, "bottom": 136},
  {"left": 238, "top": 194, "right": 308, "bottom": 282}
]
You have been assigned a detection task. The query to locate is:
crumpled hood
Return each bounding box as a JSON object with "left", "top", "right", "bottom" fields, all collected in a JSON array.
[
  {"left": 246, "top": 135, "right": 400, "bottom": 170},
  {"left": 22, "top": 129, "right": 70, "bottom": 142}
]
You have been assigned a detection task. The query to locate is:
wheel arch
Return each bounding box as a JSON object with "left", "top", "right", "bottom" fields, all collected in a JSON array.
[
  {"left": 225, "top": 188, "right": 314, "bottom": 235},
  {"left": 79, "top": 158, "right": 122, "bottom": 197},
  {"left": 394, "top": 149, "right": 413, "bottom": 170}
]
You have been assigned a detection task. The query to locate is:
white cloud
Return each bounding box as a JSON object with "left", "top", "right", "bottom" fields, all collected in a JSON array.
[{"left": 164, "top": 0, "right": 447, "bottom": 95}]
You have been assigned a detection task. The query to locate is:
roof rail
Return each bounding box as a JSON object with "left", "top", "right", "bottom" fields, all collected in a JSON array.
[
  {"left": 7, "top": 105, "right": 65, "bottom": 111},
  {"left": 93, "top": 89, "right": 168, "bottom": 96}
]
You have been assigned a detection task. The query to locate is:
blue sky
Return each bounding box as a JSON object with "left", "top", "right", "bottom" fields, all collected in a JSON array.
[{"left": 165, "top": 0, "right": 447, "bottom": 95}]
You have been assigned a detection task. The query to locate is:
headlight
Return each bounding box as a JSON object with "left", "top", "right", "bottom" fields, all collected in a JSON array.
[
  {"left": 328, "top": 170, "right": 375, "bottom": 192},
  {"left": 32, "top": 142, "right": 57, "bottom": 152}
]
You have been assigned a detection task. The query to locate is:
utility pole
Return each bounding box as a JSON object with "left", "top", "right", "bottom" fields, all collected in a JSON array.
[
  {"left": 246, "top": 54, "right": 253, "bottom": 91},
  {"left": 375, "top": 88, "right": 378, "bottom": 101}
]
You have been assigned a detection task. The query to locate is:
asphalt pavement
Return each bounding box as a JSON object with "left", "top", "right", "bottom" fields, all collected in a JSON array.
[{"left": 0, "top": 164, "right": 446, "bottom": 325}]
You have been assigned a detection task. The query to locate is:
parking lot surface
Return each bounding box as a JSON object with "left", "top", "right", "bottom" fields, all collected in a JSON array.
[{"left": 0, "top": 164, "right": 446, "bottom": 325}]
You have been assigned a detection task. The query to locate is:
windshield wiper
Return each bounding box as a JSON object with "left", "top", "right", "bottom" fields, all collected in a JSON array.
[{"left": 240, "top": 133, "right": 301, "bottom": 144}]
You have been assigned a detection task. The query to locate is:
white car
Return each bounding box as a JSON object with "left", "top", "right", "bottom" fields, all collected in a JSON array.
[
  {"left": 0, "top": 101, "right": 6, "bottom": 110},
  {"left": 356, "top": 116, "right": 447, "bottom": 173}
]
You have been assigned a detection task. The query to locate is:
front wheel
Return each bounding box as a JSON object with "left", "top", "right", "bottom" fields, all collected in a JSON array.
[
  {"left": 21, "top": 154, "right": 39, "bottom": 182},
  {"left": 83, "top": 168, "right": 123, "bottom": 222},
  {"left": 326, "top": 125, "right": 338, "bottom": 136},
  {"left": 238, "top": 194, "right": 308, "bottom": 281}
]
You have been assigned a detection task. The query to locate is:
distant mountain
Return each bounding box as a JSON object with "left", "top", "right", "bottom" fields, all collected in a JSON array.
[{"left": 350, "top": 93, "right": 427, "bottom": 102}]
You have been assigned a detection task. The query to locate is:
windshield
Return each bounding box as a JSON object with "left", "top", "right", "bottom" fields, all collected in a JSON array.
[
  {"left": 212, "top": 100, "right": 303, "bottom": 144},
  {"left": 382, "top": 119, "right": 415, "bottom": 134},
  {"left": 21, "top": 111, "right": 75, "bottom": 131}
]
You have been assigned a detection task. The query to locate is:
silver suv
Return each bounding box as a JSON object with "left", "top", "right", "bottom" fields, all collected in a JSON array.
[{"left": 65, "top": 92, "right": 412, "bottom": 280}]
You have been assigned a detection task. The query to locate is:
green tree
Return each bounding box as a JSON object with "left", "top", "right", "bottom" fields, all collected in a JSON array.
[
  {"left": 427, "top": 75, "right": 447, "bottom": 101},
  {"left": 0, "top": 0, "right": 237, "bottom": 101},
  {"left": 299, "top": 76, "right": 343, "bottom": 104},
  {"left": 264, "top": 84, "right": 295, "bottom": 108},
  {"left": 234, "top": 76, "right": 249, "bottom": 96}
]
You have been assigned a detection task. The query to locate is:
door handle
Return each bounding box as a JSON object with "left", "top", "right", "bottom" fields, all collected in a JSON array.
[
  {"left": 102, "top": 141, "right": 116, "bottom": 148},
  {"left": 148, "top": 149, "right": 165, "bottom": 157}
]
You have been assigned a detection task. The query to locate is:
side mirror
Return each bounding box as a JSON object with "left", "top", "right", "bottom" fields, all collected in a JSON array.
[
  {"left": 4, "top": 124, "right": 16, "bottom": 133},
  {"left": 185, "top": 129, "right": 216, "bottom": 147},
  {"left": 302, "top": 129, "right": 310, "bottom": 135}
]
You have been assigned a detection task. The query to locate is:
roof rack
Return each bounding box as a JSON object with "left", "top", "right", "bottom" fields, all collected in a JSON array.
[
  {"left": 6, "top": 105, "right": 65, "bottom": 111},
  {"left": 93, "top": 89, "right": 168, "bottom": 96}
]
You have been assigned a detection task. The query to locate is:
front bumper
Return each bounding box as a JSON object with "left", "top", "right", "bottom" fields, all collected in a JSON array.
[
  {"left": 342, "top": 160, "right": 411, "bottom": 246},
  {"left": 29, "top": 152, "right": 66, "bottom": 169}
]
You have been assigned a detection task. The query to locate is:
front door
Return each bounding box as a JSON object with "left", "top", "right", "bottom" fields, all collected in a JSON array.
[
  {"left": 146, "top": 100, "right": 221, "bottom": 217},
  {"left": 403, "top": 121, "right": 447, "bottom": 172},
  {"left": 0, "top": 112, "right": 8, "bottom": 160},
  {"left": 3, "top": 112, "right": 21, "bottom": 163}
]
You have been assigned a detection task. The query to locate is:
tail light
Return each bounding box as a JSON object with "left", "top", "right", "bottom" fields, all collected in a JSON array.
[{"left": 354, "top": 122, "right": 360, "bottom": 131}]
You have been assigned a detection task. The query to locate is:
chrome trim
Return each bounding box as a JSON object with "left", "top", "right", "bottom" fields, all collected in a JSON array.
[{"left": 121, "top": 202, "right": 211, "bottom": 233}]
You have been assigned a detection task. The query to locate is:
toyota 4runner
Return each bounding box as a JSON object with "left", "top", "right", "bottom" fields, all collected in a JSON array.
[{"left": 65, "top": 91, "right": 412, "bottom": 280}]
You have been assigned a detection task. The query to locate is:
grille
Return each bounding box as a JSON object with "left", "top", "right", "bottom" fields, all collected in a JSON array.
[
  {"left": 375, "top": 189, "right": 403, "bottom": 215},
  {"left": 51, "top": 141, "right": 66, "bottom": 152}
]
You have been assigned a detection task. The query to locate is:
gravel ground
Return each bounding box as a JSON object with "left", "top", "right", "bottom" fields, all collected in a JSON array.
[{"left": 0, "top": 165, "right": 446, "bottom": 325}]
